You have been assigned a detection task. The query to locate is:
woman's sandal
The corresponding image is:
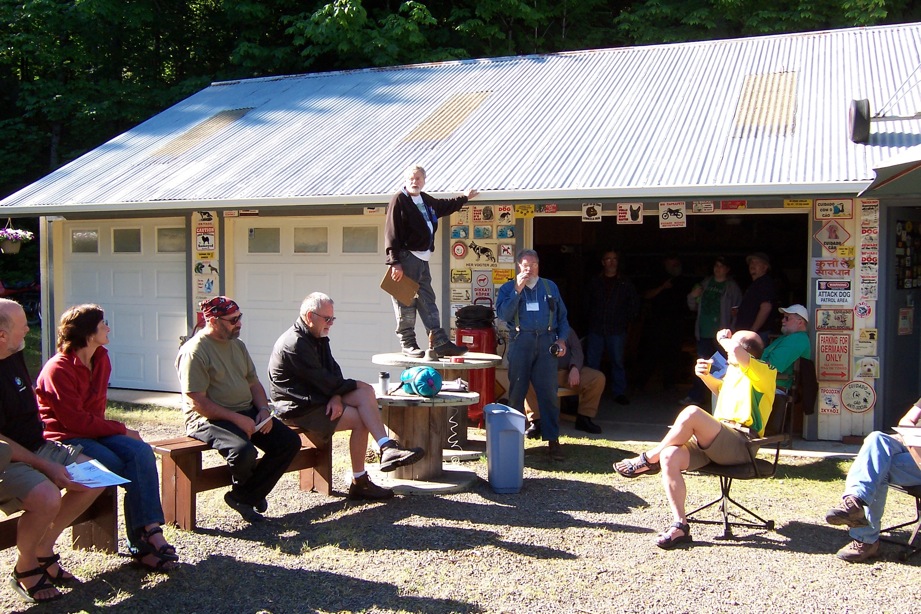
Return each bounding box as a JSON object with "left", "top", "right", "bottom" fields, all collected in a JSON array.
[
  {"left": 37, "top": 553, "right": 78, "bottom": 585},
  {"left": 9, "top": 566, "right": 63, "bottom": 603},
  {"left": 614, "top": 452, "right": 661, "bottom": 478},
  {"left": 133, "top": 526, "right": 179, "bottom": 571},
  {"left": 655, "top": 522, "right": 693, "bottom": 550}
]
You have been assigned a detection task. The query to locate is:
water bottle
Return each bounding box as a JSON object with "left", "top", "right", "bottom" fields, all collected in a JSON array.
[{"left": 379, "top": 371, "right": 390, "bottom": 394}]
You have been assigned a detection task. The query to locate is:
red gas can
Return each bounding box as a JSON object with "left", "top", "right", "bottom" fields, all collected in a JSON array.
[{"left": 456, "top": 326, "right": 496, "bottom": 426}]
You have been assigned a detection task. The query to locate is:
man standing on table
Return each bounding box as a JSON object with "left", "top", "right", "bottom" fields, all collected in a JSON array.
[
  {"left": 268, "top": 293, "right": 423, "bottom": 501},
  {"left": 0, "top": 298, "right": 103, "bottom": 603},
  {"left": 176, "top": 296, "right": 301, "bottom": 523},
  {"left": 385, "top": 164, "right": 478, "bottom": 358},
  {"left": 496, "top": 249, "right": 571, "bottom": 461}
]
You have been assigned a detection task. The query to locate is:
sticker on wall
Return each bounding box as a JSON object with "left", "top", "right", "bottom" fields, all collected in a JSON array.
[
  {"left": 582, "top": 203, "right": 602, "bottom": 222},
  {"left": 837, "top": 246, "right": 856, "bottom": 258},
  {"left": 617, "top": 203, "right": 644, "bottom": 224},
  {"left": 819, "top": 387, "right": 841, "bottom": 415},
  {"left": 860, "top": 199, "right": 880, "bottom": 226},
  {"left": 859, "top": 276, "right": 878, "bottom": 300},
  {"left": 452, "top": 241, "right": 468, "bottom": 259},
  {"left": 471, "top": 206, "right": 494, "bottom": 223},
  {"left": 467, "top": 240, "right": 497, "bottom": 265},
  {"left": 471, "top": 270, "right": 494, "bottom": 305},
  {"left": 854, "top": 328, "right": 878, "bottom": 355},
  {"left": 784, "top": 199, "right": 812, "bottom": 209},
  {"left": 473, "top": 225, "right": 493, "bottom": 239},
  {"left": 454, "top": 208, "right": 470, "bottom": 225},
  {"left": 498, "top": 244, "right": 514, "bottom": 263},
  {"left": 450, "top": 268, "right": 472, "bottom": 284},
  {"left": 815, "top": 198, "right": 854, "bottom": 220},
  {"left": 451, "top": 225, "right": 469, "bottom": 239},
  {"left": 841, "top": 380, "right": 876, "bottom": 414},
  {"left": 497, "top": 205, "right": 514, "bottom": 224},
  {"left": 515, "top": 204, "right": 535, "bottom": 218},
  {"left": 899, "top": 307, "right": 914, "bottom": 335},
  {"left": 815, "top": 308, "right": 854, "bottom": 331},
  {"left": 493, "top": 269, "right": 514, "bottom": 284},
  {"left": 451, "top": 287, "right": 471, "bottom": 302},
  {"left": 859, "top": 250, "right": 879, "bottom": 276},
  {"left": 692, "top": 200, "right": 715, "bottom": 213},
  {"left": 853, "top": 356, "right": 879, "bottom": 378},
  {"left": 814, "top": 221, "right": 851, "bottom": 255},
  {"left": 497, "top": 225, "right": 515, "bottom": 239},
  {"left": 536, "top": 204, "right": 558, "bottom": 213},
  {"left": 816, "top": 280, "right": 852, "bottom": 305},
  {"left": 817, "top": 332, "right": 851, "bottom": 381},
  {"left": 720, "top": 200, "right": 747, "bottom": 210},
  {"left": 813, "top": 257, "right": 853, "bottom": 278},
  {"left": 859, "top": 225, "right": 879, "bottom": 250},
  {"left": 854, "top": 301, "right": 873, "bottom": 319},
  {"left": 659, "top": 202, "right": 686, "bottom": 229}
]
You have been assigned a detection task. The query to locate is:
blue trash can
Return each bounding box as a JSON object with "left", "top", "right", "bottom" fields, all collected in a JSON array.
[{"left": 483, "top": 403, "right": 525, "bottom": 493}]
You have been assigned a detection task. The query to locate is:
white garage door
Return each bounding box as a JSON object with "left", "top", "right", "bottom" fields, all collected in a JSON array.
[
  {"left": 234, "top": 215, "right": 443, "bottom": 384},
  {"left": 61, "top": 219, "right": 187, "bottom": 391}
]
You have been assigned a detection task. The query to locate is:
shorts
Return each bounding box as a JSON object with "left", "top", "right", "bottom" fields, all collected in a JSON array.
[
  {"left": 284, "top": 404, "right": 342, "bottom": 445},
  {"left": 0, "top": 440, "right": 83, "bottom": 515},
  {"left": 685, "top": 423, "right": 751, "bottom": 471}
]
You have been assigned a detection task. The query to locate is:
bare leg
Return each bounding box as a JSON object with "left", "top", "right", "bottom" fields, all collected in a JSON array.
[
  {"left": 646, "top": 406, "right": 722, "bottom": 462},
  {"left": 336, "top": 407, "right": 371, "bottom": 474},
  {"left": 14, "top": 482, "right": 63, "bottom": 601}
]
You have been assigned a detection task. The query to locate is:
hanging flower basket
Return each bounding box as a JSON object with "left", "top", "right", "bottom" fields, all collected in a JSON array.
[{"left": 0, "top": 224, "right": 34, "bottom": 255}]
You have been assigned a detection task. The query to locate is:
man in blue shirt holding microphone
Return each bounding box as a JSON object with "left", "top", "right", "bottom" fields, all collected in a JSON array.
[{"left": 496, "top": 249, "right": 571, "bottom": 461}]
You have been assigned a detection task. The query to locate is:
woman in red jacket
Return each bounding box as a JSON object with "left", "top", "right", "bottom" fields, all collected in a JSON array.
[{"left": 36, "top": 304, "right": 178, "bottom": 571}]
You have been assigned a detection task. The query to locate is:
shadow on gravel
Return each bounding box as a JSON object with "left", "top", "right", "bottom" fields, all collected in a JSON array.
[{"left": 47, "top": 554, "right": 480, "bottom": 614}]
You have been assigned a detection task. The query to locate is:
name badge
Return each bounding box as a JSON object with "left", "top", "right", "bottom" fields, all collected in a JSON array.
[{"left": 526, "top": 301, "right": 540, "bottom": 311}]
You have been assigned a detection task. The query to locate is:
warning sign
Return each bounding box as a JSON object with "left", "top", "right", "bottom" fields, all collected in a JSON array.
[
  {"left": 816, "top": 280, "right": 852, "bottom": 305},
  {"left": 814, "top": 220, "right": 851, "bottom": 255},
  {"left": 472, "top": 270, "right": 494, "bottom": 303},
  {"left": 817, "top": 333, "right": 851, "bottom": 381}
]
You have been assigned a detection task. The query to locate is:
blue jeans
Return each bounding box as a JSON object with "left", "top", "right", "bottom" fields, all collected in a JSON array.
[
  {"left": 508, "top": 330, "right": 560, "bottom": 440},
  {"left": 586, "top": 332, "right": 627, "bottom": 396},
  {"left": 391, "top": 250, "right": 449, "bottom": 348},
  {"left": 845, "top": 431, "right": 921, "bottom": 543},
  {"left": 65, "top": 434, "right": 165, "bottom": 554}
]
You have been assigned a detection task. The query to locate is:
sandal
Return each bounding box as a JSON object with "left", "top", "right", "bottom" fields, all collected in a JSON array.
[
  {"left": 133, "top": 526, "right": 179, "bottom": 571},
  {"left": 9, "top": 566, "right": 63, "bottom": 603},
  {"left": 655, "top": 522, "right": 693, "bottom": 550},
  {"left": 37, "top": 553, "right": 78, "bottom": 585},
  {"left": 614, "top": 452, "right": 661, "bottom": 478}
]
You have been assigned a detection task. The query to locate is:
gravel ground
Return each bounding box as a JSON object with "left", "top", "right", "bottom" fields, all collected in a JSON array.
[{"left": 1, "top": 420, "right": 920, "bottom": 614}]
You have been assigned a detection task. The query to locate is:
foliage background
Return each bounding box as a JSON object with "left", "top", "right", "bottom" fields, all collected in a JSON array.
[{"left": 1, "top": 0, "right": 919, "bottom": 203}]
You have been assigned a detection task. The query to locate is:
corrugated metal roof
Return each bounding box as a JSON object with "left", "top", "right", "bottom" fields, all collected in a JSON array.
[{"left": 4, "top": 23, "right": 921, "bottom": 215}]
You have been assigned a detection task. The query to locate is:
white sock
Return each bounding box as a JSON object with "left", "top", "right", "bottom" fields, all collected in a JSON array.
[
  {"left": 353, "top": 470, "right": 367, "bottom": 479},
  {"left": 376, "top": 436, "right": 393, "bottom": 449}
]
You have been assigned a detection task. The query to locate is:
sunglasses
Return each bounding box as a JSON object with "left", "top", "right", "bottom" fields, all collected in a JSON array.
[
  {"left": 311, "top": 312, "right": 336, "bottom": 324},
  {"left": 220, "top": 314, "right": 243, "bottom": 325}
]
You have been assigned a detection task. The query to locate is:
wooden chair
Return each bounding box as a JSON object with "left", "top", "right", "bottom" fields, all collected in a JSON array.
[
  {"left": 880, "top": 483, "right": 921, "bottom": 561},
  {"left": 685, "top": 371, "right": 796, "bottom": 538}
]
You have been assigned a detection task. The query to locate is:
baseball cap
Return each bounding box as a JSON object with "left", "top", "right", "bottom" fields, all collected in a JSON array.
[
  {"left": 746, "top": 252, "right": 771, "bottom": 266},
  {"left": 779, "top": 304, "right": 808, "bottom": 322}
]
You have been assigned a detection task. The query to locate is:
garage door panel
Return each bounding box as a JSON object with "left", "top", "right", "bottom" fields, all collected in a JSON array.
[
  {"left": 157, "top": 312, "right": 187, "bottom": 344},
  {"left": 112, "top": 270, "right": 144, "bottom": 298},
  {"left": 113, "top": 311, "right": 145, "bottom": 341},
  {"left": 156, "top": 270, "right": 185, "bottom": 299},
  {"left": 68, "top": 270, "right": 101, "bottom": 300},
  {"left": 110, "top": 350, "right": 145, "bottom": 386}
]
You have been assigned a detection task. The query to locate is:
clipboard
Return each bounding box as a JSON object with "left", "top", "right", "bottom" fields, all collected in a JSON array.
[{"left": 380, "top": 266, "right": 419, "bottom": 307}]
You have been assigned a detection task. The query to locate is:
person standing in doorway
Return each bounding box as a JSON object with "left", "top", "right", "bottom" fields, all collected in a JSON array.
[
  {"left": 385, "top": 165, "right": 478, "bottom": 358},
  {"left": 735, "top": 251, "right": 777, "bottom": 345},
  {"left": 682, "top": 256, "right": 742, "bottom": 405},
  {"left": 585, "top": 249, "right": 639, "bottom": 405}
]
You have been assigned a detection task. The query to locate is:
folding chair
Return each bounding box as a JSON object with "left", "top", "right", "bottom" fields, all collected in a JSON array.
[
  {"left": 880, "top": 484, "right": 921, "bottom": 561},
  {"left": 685, "top": 372, "right": 796, "bottom": 538}
]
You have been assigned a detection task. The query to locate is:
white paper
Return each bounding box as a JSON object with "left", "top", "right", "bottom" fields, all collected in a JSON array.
[
  {"left": 66, "top": 459, "right": 130, "bottom": 487},
  {"left": 893, "top": 427, "right": 921, "bottom": 447},
  {"left": 254, "top": 415, "right": 273, "bottom": 431}
]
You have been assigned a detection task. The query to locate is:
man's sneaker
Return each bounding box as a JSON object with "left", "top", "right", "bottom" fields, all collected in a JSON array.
[
  {"left": 402, "top": 344, "right": 425, "bottom": 358},
  {"left": 525, "top": 419, "right": 542, "bottom": 440},
  {"left": 575, "top": 415, "right": 602, "bottom": 434},
  {"left": 433, "top": 341, "right": 468, "bottom": 358},
  {"left": 379, "top": 441, "right": 425, "bottom": 472},
  {"left": 223, "top": 491, "right": 265, "bottom": 523},
  {"left": 548, "top": 440, "right": 565, "bottom": 461},
  {"left": 836, "top": 539, "right": 880, "bottom": 563},
  {"left": 826, "top": 495, "right": 869, "bottom": 528},
  {"left": 253, "top": 498, "right": 268, "bottom": 514},
  {"left": 347, "top": 474, "right": 394, "bottom": 500}
]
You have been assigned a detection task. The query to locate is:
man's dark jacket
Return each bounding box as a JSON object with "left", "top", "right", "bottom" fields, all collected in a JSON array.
[
  {"left": 384, "top": 189, "right": 468, "bottom": 265},
  {"left": 268, "top": 317, "right": 358, "bottom": 419}
]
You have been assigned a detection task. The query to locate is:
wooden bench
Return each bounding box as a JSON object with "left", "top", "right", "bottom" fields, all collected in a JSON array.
[
  {"left": 0, "top": 486, "right": 118, "bottom": 553},
  {"left": 151, "top": 426, "right": 332, "bottom": 531}
]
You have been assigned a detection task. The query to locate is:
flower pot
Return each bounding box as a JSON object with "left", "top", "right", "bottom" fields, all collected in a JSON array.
[{"left": 0, "top": 239, "right": 21, "bottom": 254}]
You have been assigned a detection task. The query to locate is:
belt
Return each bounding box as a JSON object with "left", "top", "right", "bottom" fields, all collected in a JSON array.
[{"left": 719, "top": 419, "right": 755, "bottom": 438}]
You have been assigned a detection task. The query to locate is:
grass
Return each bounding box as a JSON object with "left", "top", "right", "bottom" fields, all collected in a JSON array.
[{"left": 23, "top": 325, "right": 41, "bottom": 379}]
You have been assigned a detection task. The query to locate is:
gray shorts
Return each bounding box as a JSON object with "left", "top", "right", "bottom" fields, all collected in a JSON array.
[
  {"left": 685, "top": 423, "right": 751, "bottom": 471},
  {"left": 0, "top": 441, "right": 83, "bottom": 515},
  {"left": 284, "top": 404, "right": 342, "bottom": 445}
]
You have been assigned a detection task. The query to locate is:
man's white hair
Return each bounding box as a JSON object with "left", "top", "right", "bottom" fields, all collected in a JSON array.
[{"left": 300, "top": 292, "right": 333, "bottom": 319}]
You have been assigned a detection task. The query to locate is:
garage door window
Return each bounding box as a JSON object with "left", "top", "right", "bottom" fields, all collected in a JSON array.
[
  {"left": 113, "top": 228, "right": 142, "bottom": 253},
  {"left": 157, "top": 228, "right": 185, "bottom": 253},
  {"left": 71, "top": 229, "right": 99, "bottom": 253},
  {"left": 342, "top": 226, "right": 377, "bottom": 253},
  {"left": 294, "top": 227, "right": 328, "bottom": 253},
  {"left": 248, "top": 227, "right": 280, "bottom": 253}
]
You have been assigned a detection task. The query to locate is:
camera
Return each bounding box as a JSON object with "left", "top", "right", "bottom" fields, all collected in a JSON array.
[{"left": 550, "top": 343, "right": 562, "bottom": 356}]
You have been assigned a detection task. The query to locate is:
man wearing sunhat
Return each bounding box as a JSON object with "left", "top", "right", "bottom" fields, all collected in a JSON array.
[
  {"left": 735, "top": 251, "right": 778, "bottom": 344},
  {"left": 176, "top": 296, "right": 301, "bottom": 523}
]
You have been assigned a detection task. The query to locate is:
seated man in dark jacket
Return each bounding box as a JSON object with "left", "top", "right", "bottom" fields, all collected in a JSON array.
[{"left": 268, "top": 292, "right": 423, "bottom": 500}]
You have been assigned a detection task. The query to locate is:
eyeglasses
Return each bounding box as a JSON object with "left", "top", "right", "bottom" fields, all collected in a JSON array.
[
  {"left": 220, "top": 314, "right": 243, "bottom": 325},
  {"left": 311, "top": 312, "right": 336, "bottom": 324}
]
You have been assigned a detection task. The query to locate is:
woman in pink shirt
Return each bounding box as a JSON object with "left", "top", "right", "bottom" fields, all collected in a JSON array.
[{"left": 36, "top": 304, "right": 178, "bottom": 571}]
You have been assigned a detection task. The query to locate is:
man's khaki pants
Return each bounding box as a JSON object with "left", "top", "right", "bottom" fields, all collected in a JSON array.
[{"left": 495, "top": 366, "right": 605, "bottom": 422}]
